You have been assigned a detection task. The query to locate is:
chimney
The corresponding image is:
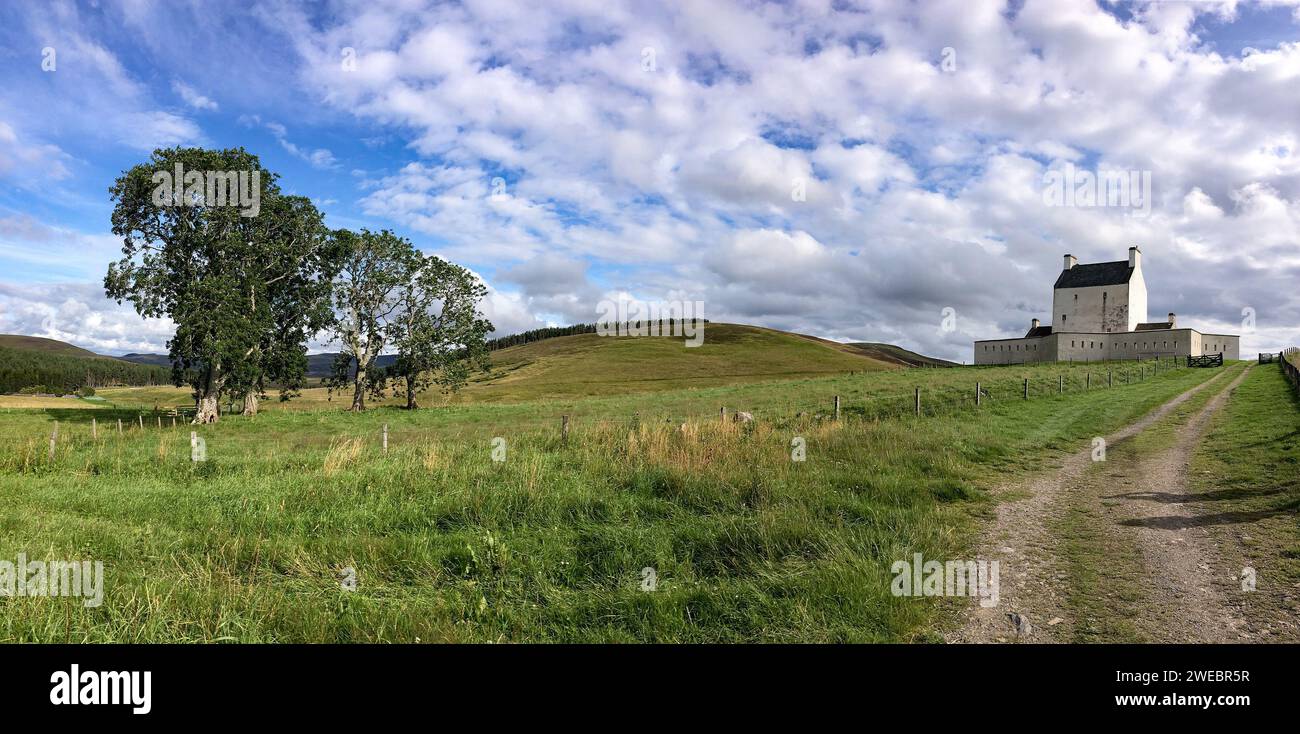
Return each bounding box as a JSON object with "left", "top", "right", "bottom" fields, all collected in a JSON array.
[
  {"left": 1063, "top": 254, "right": 1077, "bottom": 270},
  {"left": 1129, "top": 245, "right": 1141, "bottom": 269},
  {"left": 1167, "top": 312, "right": 1176, "bottom": 328},
  {"left": 1031, "top": 318, "right": 1040, "bottom": 330}
]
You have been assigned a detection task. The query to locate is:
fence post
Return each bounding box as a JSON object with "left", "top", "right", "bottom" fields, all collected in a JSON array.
[
  {"left": 1108, "top": 369, "right": 1112, "bottom": 388},
  {"left": 915, "top": 387, "right": 921, "bottom": 416},
  {"left": 92, "top": 417, "right": 97, "bottom": 440},
  {"left": 117, "top": 418, "right": 123, "bottom": 435},
  {"left": 562, "top": 415, "right": 570, "bottom": 444},
  {"left": 382, "top": 423, "right": 388, "bottom": 454},
  {"left": 157, "top": 416, "right": 162, "bottom": 429},
  {"left": 720, "top": 406, "right": 726, "bottom": 422},
  {"left": 138, "top": 415, "right": 144, "bottom": 430},
  {"left": 1024, "top": 378, "right": 1028, "bottom": 399},
  {"left": 1059, "top": 375, "right": 1064, "bottom": 395},
  {"left": 975, "top": 382, "right": 981, "bottom": 407},
  {"left": 833, "top": 395, "right": 840, "bottom": 420},
  {"left": 48, "top": 421, "right": 58, "bottom": 460}
]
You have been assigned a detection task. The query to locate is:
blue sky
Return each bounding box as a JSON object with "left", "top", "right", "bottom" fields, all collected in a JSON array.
[{"left": 2, "top": 0, "right": 1299, "bottom": 362}]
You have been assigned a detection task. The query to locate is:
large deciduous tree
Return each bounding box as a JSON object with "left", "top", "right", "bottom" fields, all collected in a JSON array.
[
  {"left": 105, "top": 147, "right": 333, "bottom": 423},
  {"left": 388, "top": 252, "right": 493, "bottom": 410},
  {"left": 324, "top": 229, "right": 414, "bottom": 411}
]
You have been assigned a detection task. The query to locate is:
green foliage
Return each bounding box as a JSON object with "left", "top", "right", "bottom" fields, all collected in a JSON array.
[
  {"left": 323, "top": 229, "right": 417, "bottom": 410},
  {"left": 105, "top": 147, "right": 335, "bottom": 420},
  {"left": 386, "top": 252, "right": 493, "bottom": 408},
  {"left": 486, "top": 324, "right": 597, "bottom": 351}
]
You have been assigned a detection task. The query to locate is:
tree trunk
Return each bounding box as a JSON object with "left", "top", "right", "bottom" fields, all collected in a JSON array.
[
  {"left": 350, "top": 377, "right": 366, "bottom": 412},
  {"left": 193, "top": 365, "right": 221, "bottom": 424},
  {"left": 194, "top": 393, "right": 220, "bottom": 424},
  {"left": 405, "top": 374, "right": 418, "bottom": 410},
  {"left": 242, "top": 392, "right": 259, "bottom": 417}
]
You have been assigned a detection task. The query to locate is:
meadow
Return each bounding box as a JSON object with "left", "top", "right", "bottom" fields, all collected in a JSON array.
[{"left": 0, "top": 356, "right": 1226, "bottom": 642}]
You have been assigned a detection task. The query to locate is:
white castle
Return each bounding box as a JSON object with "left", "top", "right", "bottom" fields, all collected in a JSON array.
[{"left": 974, "top": 247, "right": 1239, "bottom": 364}]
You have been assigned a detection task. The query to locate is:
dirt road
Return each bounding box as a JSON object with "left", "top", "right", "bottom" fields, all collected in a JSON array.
[{"left": 950, "top": 366, "right": 1255, "bottom": 643}]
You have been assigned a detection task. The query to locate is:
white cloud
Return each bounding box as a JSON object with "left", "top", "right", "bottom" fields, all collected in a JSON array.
[
  {"left": 5, "top": 0, "right": 1300, "bottom": 361},
  {"left": 270, "top": 121, "right": 338, "bottom": 169},
  {"left": 172, "top": 80, "right": 218, "bottom": 111},
  {"left": 0, "top": 282, "right": 174, "bottom": 355}
]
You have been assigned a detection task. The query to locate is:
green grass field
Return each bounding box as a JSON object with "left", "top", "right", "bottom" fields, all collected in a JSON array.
[{"left": 0, "top": 350, "right": 1227, "bottom": 642}]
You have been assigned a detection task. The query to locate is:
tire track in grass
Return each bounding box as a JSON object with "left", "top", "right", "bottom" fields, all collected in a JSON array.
[
  {"left": 949, "top": 366, "right": 1238, "bottom": 643},
  {"left": 1091, "top": 366, "right": 1254, "bottom": 642}
]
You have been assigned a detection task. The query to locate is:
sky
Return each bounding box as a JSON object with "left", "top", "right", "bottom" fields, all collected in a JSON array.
[{"left": 1, "top": 0, "right": 1299, "bottom": 363}]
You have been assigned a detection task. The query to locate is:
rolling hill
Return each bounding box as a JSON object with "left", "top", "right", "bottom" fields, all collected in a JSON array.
[
  {"left": 116, "top": 352, "right": 172, "bottom": 368},
  {"left": 456, "top": 323, "right": 910, "bottom": 402},
  {"left": 5, "top": 326, "right": 950, "bottom": 403},
  {"left": 0, "top": 334, "right": 100, "bottom": 357}
]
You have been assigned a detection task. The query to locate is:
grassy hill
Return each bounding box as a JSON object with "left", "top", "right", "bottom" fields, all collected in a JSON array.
[
  {"left": 458, "top": 323, "right": 901, "bottom": 401},
  {"left": 0, "top": 334, "right": 99, "bottom": 357},
  {"left": 45, "top": 323, "right": 953, "bottom": 407},
  {"left": 94, "top": 324, "right": 952, "bottom": 409}
]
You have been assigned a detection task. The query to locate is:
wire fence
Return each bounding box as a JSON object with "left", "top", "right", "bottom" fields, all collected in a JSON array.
[{"left": 3, "top": 356, "right": 1204, "bottom": 470}]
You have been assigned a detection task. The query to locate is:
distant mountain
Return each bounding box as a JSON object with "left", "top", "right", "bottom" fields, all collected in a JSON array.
[
  {"left": 306, "top": 353, "right": 397, "bottom": 378},
  {"left": 117, "top": 353, "right": 173, "bottom": 368},
  {"left": 842, "top": 342, "right": 957, "bottom": 368},
  {"left": 116, "top": 351, "right": 398, "bottom": 378}
]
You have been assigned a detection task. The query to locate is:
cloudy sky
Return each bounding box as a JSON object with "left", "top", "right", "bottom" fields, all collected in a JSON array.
[{"left": 2, "top": 0, "right": 1299, "bottom": 362}]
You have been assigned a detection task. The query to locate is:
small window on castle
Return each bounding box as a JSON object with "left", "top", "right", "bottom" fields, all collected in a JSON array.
[
  {"left": 1074, "top": 294, "right": 1078, "bottom": 300},
  {"left": 1062, "top": 314, "right": 1067, "bottom": 323}
]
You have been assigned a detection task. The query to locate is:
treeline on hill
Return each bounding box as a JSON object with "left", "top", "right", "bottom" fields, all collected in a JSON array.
[
  {"left": 0, "top": 345, "right": 171, "bottom": 395},
  {"left": 486, "top": 324, "right": 596, "bottom": 350}
]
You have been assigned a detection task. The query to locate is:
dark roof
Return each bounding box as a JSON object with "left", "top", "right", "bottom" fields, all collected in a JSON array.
[
  {"left": 1135, "top": 322, "right": 1173, "bottom": 331},
  {"left": 1054, "top": 260, "right": 1133, "bottom": 289},
  {"left": 1025, "top": 325, "right": 1053, "bottom": 338}
]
